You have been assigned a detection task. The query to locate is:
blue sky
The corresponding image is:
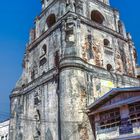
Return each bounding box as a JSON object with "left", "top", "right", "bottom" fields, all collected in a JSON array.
[{"left": 0, "top": 0, "right": 140, "bottom": 121}]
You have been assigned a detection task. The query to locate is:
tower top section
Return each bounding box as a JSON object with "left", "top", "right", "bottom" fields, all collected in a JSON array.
[
  {"left": 41, "top": 0, "right": 110, "bottom": 10},
  {"left": 98, "top": 0, "right": 110, "bottom": 5},
  {"left": 41, "top": 0, "right": 55, "bottom": 9}
]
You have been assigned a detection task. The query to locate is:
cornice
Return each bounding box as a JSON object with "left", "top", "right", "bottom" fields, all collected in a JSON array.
[
  {"left": 10, "top": 56, "right": 140, "bottom": 98},
  {"left": 10, "top": 67, "right": 57, "bottom": 98},
  {"left": 59, "top": 56, "right": 138, "bottom": 83}
]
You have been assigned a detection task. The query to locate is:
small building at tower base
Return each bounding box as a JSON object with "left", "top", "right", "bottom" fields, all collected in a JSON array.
[{"left": 88, "top": 87, "right": 140, "bottom": 140}]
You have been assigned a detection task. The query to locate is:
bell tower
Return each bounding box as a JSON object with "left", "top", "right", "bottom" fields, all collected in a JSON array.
[{"left": 10, "top": 0, "right": 139, "bottom": 140}]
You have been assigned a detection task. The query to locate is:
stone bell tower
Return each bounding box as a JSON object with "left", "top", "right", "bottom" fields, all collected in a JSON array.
[{"left": 9, "top": 0, "right": 139, "bottom": 140}]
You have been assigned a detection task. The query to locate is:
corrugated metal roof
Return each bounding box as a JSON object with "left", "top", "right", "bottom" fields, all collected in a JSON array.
[{"left": 88, "top": 87, "right": 140, "bottom": 111}]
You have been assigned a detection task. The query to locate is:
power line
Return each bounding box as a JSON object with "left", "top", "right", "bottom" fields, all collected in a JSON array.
[{"left": 10, "top": 115, "right": 83, "bottom": 124}]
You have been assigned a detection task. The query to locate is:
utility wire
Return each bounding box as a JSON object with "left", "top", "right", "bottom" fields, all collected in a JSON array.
[{"left": 10, "top": 114, "right": 83, "bottom": 124}]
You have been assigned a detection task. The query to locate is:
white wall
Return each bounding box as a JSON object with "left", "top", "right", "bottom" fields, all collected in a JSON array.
[{"left": 0, "top": 120, "right": 9, "bottom": 140}]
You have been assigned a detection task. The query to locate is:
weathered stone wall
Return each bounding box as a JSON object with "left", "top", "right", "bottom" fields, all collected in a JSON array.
[
  {"left": 59, "top": 63, "right": 139, "bottom": 140},
  {"left": 36, "top": 1, "right": 66, "bottom": 38},
  {"left": 85, "top": 1, "right": 116, "bottom": 30},
  {"left": 78, "top": 23, "right": 136, "bottom": 77},
  {"left": 10, "top": 80, "right": 58, "bottom": 140},
  {"left": 16, "top": 28, "right": 61, "bottom": 87},
  {"left": 60, "top": 68, "right": 94, "bottom": 140},
  {"left": 9, "top": 0, "right": 140, "bottom": 140}
]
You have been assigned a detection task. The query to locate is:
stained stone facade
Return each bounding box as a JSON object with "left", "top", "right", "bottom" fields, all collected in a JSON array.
[{"left": 10, "top": 0, "right": 140, "bottom": 140}]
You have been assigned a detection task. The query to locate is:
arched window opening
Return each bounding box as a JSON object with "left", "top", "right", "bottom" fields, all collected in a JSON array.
[
  {"left": 40, "top": 44, "right": 47, "bottom": 66},
  {"left": 104, "top": 39, "right": 110, "bottom": 47},
  {"left": 42, "top": 44, "right": 47, "bottom": 54},
  {"left": 40, "top": 44, "right": 47, "bottom": 58},
  {"left": 91, "top": 10, "right": 104, "bottom": 24},
  {"left": 31, "top": 69, "right": 35, "bottom": 80},
  {"left": 46, "top": 14, "right": 56, "bottom": 28},
  {"left": 34, "top": 92, "right": 41, "bottom": 106},
  {"left": 22, "top": 84, "right": 25, "bottom": 87},
  {"left": 107, "top": 64, "right": 113, "bottom": 71}
]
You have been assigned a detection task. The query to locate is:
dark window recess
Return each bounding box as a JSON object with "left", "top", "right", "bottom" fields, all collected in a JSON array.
[
  {"left": 31, "top": 70, "right": 35, "bottom": 80},
  {"left": 129, "top": 101, "right": 140, "bottom": 123},
  {"left": 87, "top": 34, "right": 94, "bottom": 59},
  {"left": 40, "top": 44, "right": 47, "bottom": 58},
  {"left": 91, "top": 10, "right": 104, "bottom": 24},
  {"left": 46, "top": 14, "right": 56, "bottom": 28},
  {"left": 107, "top": 64, "right": 113, "bottom": 71},
  {"left": 118, "top": 20, "right": 124, "bottom": 35},
  {"left": 37, "top": 109, "right": 41, "bottom": 120},
  {"left": 137, "top": 75, "right": 140, "bottom": 79},
  {"left": 99, "top": 108, "right": 121, "bottom": 130},
  {"left": 40, "top": 57, "right": 47, "bottom": 66},
  {"left": 104, "top": 39, "right": 110, "bottom": 47},
  {"left": 42, "top": 44, "right": 47, "bottom": 54},
  {"left": 34, "top": 96, "right": 40, "bottom": 106},
  {"left": 37, "top": 130, "right": 41, "bottom": 136},
  {"left": 42, "top": 71, "right": 46, "bottom": 75},
  {"left": 54, "top": 51, "right": 59, "bottom": 67}
]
